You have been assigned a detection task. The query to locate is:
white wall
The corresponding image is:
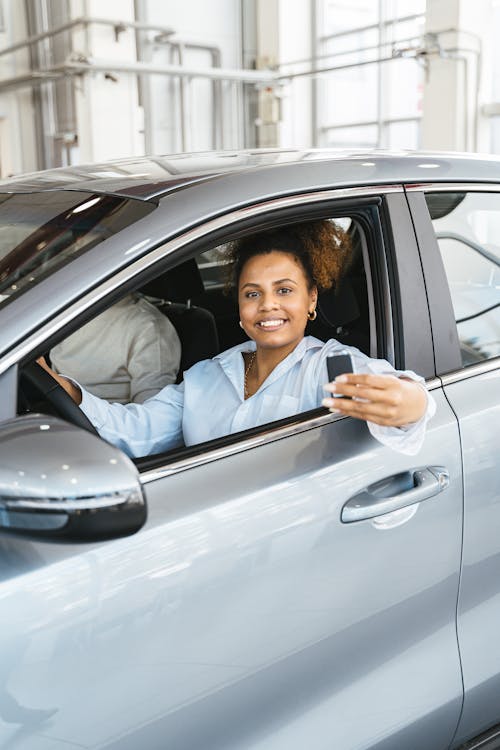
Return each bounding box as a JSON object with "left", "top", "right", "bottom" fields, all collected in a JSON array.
[
  {"left": 2, "top": 0, "right": 499, "bottom": 175},
  {"left": 0, "top": 2, "right": 37, "bottom": 175},
  {"left": 140, "top": 0, "right": 244, "bottom": 153},
  {"left": 71, "top": 0, "right": 145, "bottom": 164},
  {"left": 278, "top": 0, "right": 313, "bottom": 148},
  {"left": 0, "top": 0, "right": 245, "bottom": 173},
  {"left": 421, "top": 0, "right": 493, "bottom": 152}
]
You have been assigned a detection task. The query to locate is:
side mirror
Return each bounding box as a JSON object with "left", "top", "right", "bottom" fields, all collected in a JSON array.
[{"left": 0, "top": 415, "right": 146, "bottom": 539}]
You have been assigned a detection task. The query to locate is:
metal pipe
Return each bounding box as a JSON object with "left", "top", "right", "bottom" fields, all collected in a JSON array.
[
  {"left": 0, "top": 63, "right": 276, "bottom": 98},
  {"left": 279, "top": 43, "right": 480, "bottom": 83},
  {"left": 153, "top": 36, "right": 224, "bottom": 150},
  {"left": 62, "top": 56, "right": 277, "bottom": 83},
  {"left": 212, "top": 48, "right": 223, "bottom": 149},
  {"left": 320, "top": 12, "right": 425, "bottom": 42},
  {"left": 280, "top": 32, "right": 428, "bottom": 68},
  {"left": 0, "top": 70, "right": 64, "bottom": 93},
  {"left": 133, "top": 0, "right": 153, "bottom": 154},
  {"left": 0, "top": 16, "right": 175, "bottom": 60},
  {"left": 447, "top": 44, "right": 482, "bottom": 151},
  {"left": 0, "top": 42, "right": 479, "bottom": 91},
  {"left": 280, "top": 53, "right": 405, "bottom": 79},
  {"left": 376, "top": 0, "right": 383, "bottom": 147},
  {"left": 310, "top": 0, "right": 318, "bottom": 147},
  {"left": 321, "top": 115, "right": 421, "bottom": 131},
  {"left": 0, "top": 51, "right": 433, "bottom": 93},
  {"left": 176, "top": 43, "right": 187, "bottom": 151},
  {"left": 281, "top": 27, "right": 481, "bottom": 71},
  {"left": 23, "top": 0, "right": 47, "bottom": 169}
]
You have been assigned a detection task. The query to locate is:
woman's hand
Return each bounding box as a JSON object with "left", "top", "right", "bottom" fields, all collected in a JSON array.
[
  {"left": 36, "top": 357, "right": 82, "bottom": 405},
  {"left": 322, "top": 374, "right": 428, "bottom": 427}
]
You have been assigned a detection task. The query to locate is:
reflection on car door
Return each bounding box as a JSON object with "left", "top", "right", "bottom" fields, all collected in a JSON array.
[
  {"left": 442, "top": 366, "right": 500, "bottom": 747},
  {"left": 0, "top": 404, "right": 463, "bottom": 750},
  {"left": 137, "top": 401, "right": 464, "bottom": 750},
  {"left": 411, "top": 186, "right": 500, "bottom": 746},
  {"left": 0, "top": 414, "right": 465, "bottom": 741}
]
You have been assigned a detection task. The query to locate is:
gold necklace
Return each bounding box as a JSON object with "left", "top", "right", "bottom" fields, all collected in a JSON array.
[{"left": 244, "top": 351, "right": 256, "bottom": 399}]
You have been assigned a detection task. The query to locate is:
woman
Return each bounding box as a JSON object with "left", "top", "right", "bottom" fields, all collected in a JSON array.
[{"left": 39, "top": 220, "right": 433, "bottom": 458}]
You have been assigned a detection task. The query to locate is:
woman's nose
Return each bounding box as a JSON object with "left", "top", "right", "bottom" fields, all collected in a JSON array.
[{"left": 259, "top": 293, "right": 279, "bottom": 310}]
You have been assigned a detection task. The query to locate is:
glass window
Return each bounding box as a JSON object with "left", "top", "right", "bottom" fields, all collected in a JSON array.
[
  {"left": 20, "top": 214, "right": 373, "bottom": 456},
  {"left": 0, "top": 191, "right": 154, "bottom": 309},
  {"left": 321, "top": 62, "right": 379, "bottom": 126},
  {"left": 384, "top": 120, "right": 420, "bottom": 149},
  {"left": 316, "top": 0, "right": 426, "bottom": 149},
  {"left": 325, "top": 124, "right": 378, "bottom": 148},
  {"left": 384, "top": 58, "right": 423, "bottom": 121},
  {"left": 383, "top": 0, "right": 426, "bottom": 21},
  {"left": 425, "top": 192, "right": 500, "bottom": 365},
  {"left": 322, "top": 0, "right": 378, "bottom": 35}
]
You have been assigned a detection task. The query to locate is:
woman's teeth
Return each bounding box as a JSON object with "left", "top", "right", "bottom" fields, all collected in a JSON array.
[{"left": 258, "top": 319, "right": 285, "bottom": 328}]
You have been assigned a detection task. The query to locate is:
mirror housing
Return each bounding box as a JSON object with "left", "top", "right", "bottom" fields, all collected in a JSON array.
[{"left": 0, "top": 415, "right": 146, "bottom": 539}]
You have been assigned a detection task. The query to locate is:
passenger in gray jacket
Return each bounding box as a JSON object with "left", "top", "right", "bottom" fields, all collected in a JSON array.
[{"left": 51, "top": 293, "right": 181, "bottom": 403}]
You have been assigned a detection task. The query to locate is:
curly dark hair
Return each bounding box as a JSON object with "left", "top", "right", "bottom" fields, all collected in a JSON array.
[{"left": 224, "top": 219, "right": 351, "bottom": 293}]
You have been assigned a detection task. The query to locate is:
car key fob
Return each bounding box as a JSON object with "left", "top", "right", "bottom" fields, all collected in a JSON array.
[{"left": 327, "top": 352, "right": 354, "bottom": 398}]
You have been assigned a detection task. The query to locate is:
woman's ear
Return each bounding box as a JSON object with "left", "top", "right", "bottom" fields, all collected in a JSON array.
[{"left": 310, "top": 286, "right": 318, "bottom": 309}]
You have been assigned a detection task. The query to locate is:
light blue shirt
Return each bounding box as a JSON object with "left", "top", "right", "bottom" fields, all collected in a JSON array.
[{"left": 79, "top": 336, "right": 435, "bottom": 458}]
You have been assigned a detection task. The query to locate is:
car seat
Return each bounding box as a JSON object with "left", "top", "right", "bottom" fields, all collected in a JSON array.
[
  {"left": 306, "top": 226, "right": 370, "bottom": 354},
  {"left": 140, "top": 259, "right": 220, "bottom": 381}
]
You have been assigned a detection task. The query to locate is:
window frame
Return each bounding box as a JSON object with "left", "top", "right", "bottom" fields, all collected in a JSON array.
[
  {"left": 2, "top": 184, "right": 432, "bottom": 478},
  {"left": 406, "top": 183, "right": 500, "bottom": 378}
]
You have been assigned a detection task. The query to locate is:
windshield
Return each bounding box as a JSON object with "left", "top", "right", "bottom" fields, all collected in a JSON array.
[{"left": 0, "top": 191, "right": 154, "bottom": 308}]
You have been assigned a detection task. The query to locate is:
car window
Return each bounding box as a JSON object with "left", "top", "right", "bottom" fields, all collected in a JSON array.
[
  {"left": 425, "top": 191, "right": 500, "bottom": 366},
  {"left": 0, "top": 191, "right": 154, "bottom": 310},
  {"left": 18, "top": 212, "right": 377, "bottom": 459}
]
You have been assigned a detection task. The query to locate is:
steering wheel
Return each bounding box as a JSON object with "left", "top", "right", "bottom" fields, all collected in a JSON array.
[{"left": 20, "top": 361, "right": 99, "bottom": 436}]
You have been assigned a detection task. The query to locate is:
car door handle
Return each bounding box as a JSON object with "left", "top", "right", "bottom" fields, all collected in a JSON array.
[{"left": 341, "top": 466, "right": 450, "bottom": 524}]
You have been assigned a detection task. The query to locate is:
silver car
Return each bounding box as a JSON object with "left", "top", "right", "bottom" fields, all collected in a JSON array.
[{"left": 0, "top": 150, "right": 498, "bottom": 750}]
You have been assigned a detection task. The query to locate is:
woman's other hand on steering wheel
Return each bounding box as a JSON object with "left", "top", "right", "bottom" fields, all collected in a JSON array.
[{"left": 36, "top": 356, "right": 82, "bottom": 405}]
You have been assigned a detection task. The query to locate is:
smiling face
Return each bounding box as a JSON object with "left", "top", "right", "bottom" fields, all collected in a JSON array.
[{"left": 238, "top": 251, "right": 318, "bottom": 358}]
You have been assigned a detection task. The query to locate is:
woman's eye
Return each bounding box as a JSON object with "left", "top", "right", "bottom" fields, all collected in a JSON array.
[
  {"left": 278, "top": 287, "right": 292, "bottom": 295},
  {"left": 245, "top": 291, "right": 259, "bottom": 299}
]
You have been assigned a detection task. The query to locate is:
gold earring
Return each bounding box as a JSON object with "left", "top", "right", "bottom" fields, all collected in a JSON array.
[{"left": 308, "top": 309, "right": 317, "bottom": 321}]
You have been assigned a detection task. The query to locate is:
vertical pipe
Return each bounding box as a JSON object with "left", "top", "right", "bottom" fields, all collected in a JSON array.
[
  {"left": 311, "top": 0, "right": 318, "bottom": 147},
  {"left": 24, "top": 0, "right": 56, "bottom": 169},
  {"left": 212, "top": 48, "right": 223, "bottom": 149},
  {"left": 133, "top": 0, "right": 153, "bottom": 154},
  {"left": 212, "top": 73, "right": 218, "bottom": 148},
  {"left": 376, "top": 0, "right": 383, "bottom": 147},
  {"left": 461, "top": 55, "right": 469, "bottom": 150},
  {"left": 177, "top": 43, "right": 188, "bottom": 151}
]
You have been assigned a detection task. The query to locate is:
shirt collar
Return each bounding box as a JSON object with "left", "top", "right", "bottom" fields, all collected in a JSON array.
[{"left": 215, "top": 336, "right": 324, "bottom": 398}]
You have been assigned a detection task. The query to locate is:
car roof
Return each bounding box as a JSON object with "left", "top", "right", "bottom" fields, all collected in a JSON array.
[{"left": 1, "top": 149, "right": 500, "bottom": 201}]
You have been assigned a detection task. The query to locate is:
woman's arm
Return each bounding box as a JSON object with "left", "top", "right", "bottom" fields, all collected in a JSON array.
[
  {"left": 36, "top": 356, "right": 82, "bottom": 404},
  {"left": 37, "top": 356, "right": 184, "bottom": 458}
]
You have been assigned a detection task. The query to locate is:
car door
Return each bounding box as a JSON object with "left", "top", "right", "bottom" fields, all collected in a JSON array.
[
  {"left": 408, "top": 186, "right": 500, "bottom": 748},
  {"left": 0, "top": 188, "right": 464, "bottom": 750}
]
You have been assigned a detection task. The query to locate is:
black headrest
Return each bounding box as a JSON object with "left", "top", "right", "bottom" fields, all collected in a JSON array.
[
  {"left": 317, "top": 278, "right": 360, "bottom": 327},
  {"left": 140, "top": 258, "right": 204, "bottom": 302}
]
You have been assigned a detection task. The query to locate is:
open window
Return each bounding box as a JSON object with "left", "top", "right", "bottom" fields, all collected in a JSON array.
[{"left": 17, "top": 200, "right": 392, "bottom": 463}]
